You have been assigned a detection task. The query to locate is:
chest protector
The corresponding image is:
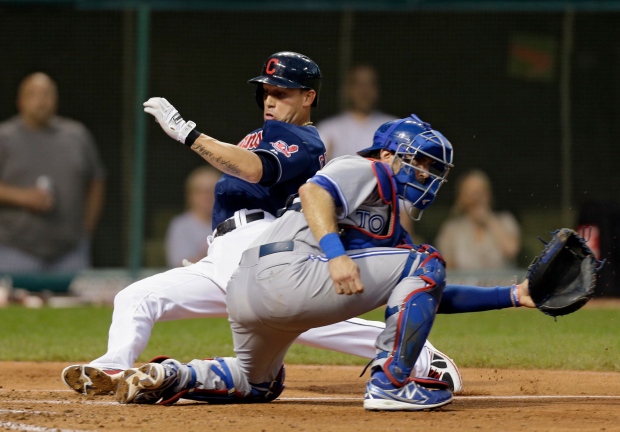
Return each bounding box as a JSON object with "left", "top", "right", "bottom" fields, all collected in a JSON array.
[{"left": 341, "top": 161, "right": 407, "bottom": 251}]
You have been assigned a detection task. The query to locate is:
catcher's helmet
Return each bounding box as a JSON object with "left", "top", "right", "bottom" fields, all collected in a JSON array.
[
  {"left": 248, "top": 51, "right": 322, "bottom": 109},
  {"left": 358, "top": 114, "right": 454, "bottom": 220}
]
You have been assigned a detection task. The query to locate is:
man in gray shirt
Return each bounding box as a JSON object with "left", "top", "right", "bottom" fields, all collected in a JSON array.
[{"left": 0, "top": 72, "right": 106, "bottom": 272}]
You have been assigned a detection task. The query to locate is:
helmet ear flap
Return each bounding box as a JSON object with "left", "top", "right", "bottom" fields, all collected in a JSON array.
[{"left": 255, "top": 85, "right": 265, "bottom": 109}]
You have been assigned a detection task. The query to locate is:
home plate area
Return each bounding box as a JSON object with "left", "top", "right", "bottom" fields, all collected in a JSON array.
[{"left": 1, "top": 363, "right": 619, "bottom": 432}]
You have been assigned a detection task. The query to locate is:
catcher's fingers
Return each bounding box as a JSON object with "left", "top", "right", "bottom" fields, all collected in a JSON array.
[
  {"left": 329, "top": 256, "right": 364, "bottom": 295},
  {"left": 337, "top": 277, "right": 364, "bottom": 296}
]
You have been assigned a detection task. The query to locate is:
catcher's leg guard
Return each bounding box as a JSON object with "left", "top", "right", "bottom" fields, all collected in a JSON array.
[
  {"left": 377, "top": 250, "right": 447, "bottom": 387},
  {"left": 169, "top": 358, "right": 285, "bottom": 404}
]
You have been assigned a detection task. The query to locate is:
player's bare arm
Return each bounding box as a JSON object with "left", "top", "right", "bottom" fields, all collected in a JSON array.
[
  {"left": 189, "top": 135, "right": 262, "bottom": 182},
  {"left": 298, "top": 182, "right": 364, "bottom": 295},
  {"left": 144, "top": 97, "right": 264, "bottom": 183}
]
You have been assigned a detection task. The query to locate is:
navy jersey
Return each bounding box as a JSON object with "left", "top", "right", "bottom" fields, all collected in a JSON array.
[{"left": 212, "top": 120, "right": 326, "bottom": 228}]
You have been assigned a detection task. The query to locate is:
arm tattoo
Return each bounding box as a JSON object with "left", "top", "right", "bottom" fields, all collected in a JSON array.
[{"left": 193, "top": 144, "right": 242, "bottom": 176}]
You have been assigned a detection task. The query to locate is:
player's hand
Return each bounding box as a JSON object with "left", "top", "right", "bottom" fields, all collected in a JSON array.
[
  {"left": 517, "top": 279, "right": 535, "bottom": 308},
  {"left": 143, "top": 97, "right": 197, "bottom": 144},
  {"left": 18, "top": 187, "right": 54, "bottom": 213},
  {"left": 328, "top": 255, "right": 364, "bottom": 295}
]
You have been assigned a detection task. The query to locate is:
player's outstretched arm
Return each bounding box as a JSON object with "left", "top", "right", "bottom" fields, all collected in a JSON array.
[
  {"left": 189, "top": 135, "right": 263, "bottom": 183},
  {"left": 299, "top": 183, "right": 364, "bottom": 295},
  {"left": 144, "top": 97, "right": 263, "bottom": 182},
  {"left": 438, "top": 280, "right": 535, "bottom": 314}
]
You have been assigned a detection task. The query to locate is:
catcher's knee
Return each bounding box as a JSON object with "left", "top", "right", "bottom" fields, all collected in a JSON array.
[
  {"left": 411, "top": 248, "right": 447, "bottom": 300},
  {"left": 247, "top": 365, "right": 286, "bottom": 403}
]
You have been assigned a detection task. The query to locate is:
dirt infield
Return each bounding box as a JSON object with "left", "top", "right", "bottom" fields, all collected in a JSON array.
[{"left": 1, "top": 363, "right": 620, "bottom": 431}]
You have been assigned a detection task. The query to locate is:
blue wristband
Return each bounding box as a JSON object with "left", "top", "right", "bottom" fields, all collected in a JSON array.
[{"left": 319, "top": 232, "right": 346, "bottom": 260}]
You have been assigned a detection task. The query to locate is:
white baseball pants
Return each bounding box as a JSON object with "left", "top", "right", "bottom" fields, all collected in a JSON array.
[{"left": 90, "top": 209, "right": 433, "bottom": 377}]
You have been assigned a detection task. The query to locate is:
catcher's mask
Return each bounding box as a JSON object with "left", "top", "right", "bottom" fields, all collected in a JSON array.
[
  {"left": 358, "top": 114, "right": 454, "bottom": 220},
  {"left": 248, "top": 51, "right": 322, "bottom": 109}
]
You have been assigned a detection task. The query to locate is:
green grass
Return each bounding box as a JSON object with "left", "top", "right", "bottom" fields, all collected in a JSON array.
[{"left": 1, "top": 306, "right": 618, "bottom": 371}]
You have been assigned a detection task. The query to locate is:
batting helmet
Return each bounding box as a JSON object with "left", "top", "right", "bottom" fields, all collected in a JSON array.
[
  {"left": 248, "top": 51, "right": 322, "bottom": 109},
  {"left": 358, "top": 114, "right": 454, "bottom": 220}
]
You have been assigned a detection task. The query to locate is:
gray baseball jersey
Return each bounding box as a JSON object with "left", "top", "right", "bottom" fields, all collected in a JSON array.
[{"left": 225, "top": 155, "right": 423, "bottom": 384}]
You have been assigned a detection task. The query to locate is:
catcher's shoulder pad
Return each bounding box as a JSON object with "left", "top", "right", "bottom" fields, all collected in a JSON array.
[{"left": 527, "top": 228, "right": 601, "bottom": 317}]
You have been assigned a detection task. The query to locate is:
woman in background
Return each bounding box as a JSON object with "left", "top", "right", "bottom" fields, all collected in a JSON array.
[{"left": 435, "top": 169, "right": 521, "bottom": 270}]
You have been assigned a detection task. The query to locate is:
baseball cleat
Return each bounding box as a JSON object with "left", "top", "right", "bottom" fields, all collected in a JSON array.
[
  {"left": 116, "top": 362, "right": 179, "bottom": 404},
  {"left": 364, "top": 370, "right": 453, "bottom": 411},
  {"left": 426, "top": 346, "right": 463, "bottom": 393},
  {"left": 61, "top": 365, "right": 123, "bottom": 395}
]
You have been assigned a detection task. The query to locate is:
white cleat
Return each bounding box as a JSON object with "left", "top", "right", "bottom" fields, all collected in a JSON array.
[
  {"left": 62, "top": 365, "right": 124, "bottom": 395},
  {"left": 426, "top": 345, "right": 463, "bottom": 392}
]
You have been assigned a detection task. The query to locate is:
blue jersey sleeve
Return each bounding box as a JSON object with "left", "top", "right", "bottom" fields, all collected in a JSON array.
[
  {"left": 307, "top": 175, "right": 344, "bottom": 208},
  {"left": 438, "top": 284, "right": 514, "bottom": 314},
  {"left": 256, "top": 121, "right": 313, "bottom": 187}
]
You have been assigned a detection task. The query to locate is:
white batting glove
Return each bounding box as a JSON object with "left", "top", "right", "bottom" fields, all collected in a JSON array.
[{"left": 143, "top": 97, "right": 197, "bottom": 145}]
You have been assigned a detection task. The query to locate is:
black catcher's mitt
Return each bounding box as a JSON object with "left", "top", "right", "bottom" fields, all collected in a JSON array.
[{"left": 527, "top": 228, "right": 604, "bottom": 317}]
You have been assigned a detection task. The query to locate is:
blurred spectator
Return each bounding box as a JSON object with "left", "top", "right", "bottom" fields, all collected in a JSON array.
[
  {"left": 0, "top": 72, "right": 106, "bottom": 273},
  {"left": 316, "top": 65, "right": 420, "bottom": 236},
  {"left": 435, "top": 169, "right": 521, "bottom": 270},
  {"left": 317, "top": 64, "right": 396, "bottom": 161},
  {"left": 165, "top": 166, "right": 220, "bottom": 268}
]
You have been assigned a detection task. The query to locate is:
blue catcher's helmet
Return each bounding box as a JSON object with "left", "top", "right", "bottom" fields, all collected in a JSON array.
[
  {"left": 357, "top": 114, "right": 454, "bottom": 220},
  {"left": 248, "top": 51, "right": 322, "bottom": 109}
]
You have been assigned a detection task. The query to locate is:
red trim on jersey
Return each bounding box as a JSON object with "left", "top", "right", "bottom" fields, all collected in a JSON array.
[
  {"left": 371, "top": 162, "right": 395, "bottom": 205},
  {"left": 344, "top": 160, "right": 399, "bottom": 240}
]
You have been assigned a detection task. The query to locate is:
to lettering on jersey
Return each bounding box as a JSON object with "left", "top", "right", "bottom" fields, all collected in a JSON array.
[
  {"left": 238, "top": 131, "right": 263, "bottom": 150},
  {"left": 266, "top": 58, "right": 279, "bottom": 75},
  {"left": 271, "top": 140, "right": 299, "bottom": 157},
  {"left": 356, "top": 210, "right": 386, "bottom": 234}
]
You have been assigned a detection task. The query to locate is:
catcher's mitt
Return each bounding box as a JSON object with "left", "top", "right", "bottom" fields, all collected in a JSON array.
[{"left": 527, "top": 228, "right": 604, "bottom": 317}]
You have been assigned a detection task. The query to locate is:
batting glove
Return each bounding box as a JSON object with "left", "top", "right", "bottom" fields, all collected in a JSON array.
[{"left": 143, "top": 97, "right": 199, "bottom": 146}]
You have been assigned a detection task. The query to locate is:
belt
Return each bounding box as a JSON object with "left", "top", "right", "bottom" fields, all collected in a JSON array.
[
  {"left": 276, "top": 201, "right": 302, "bottom": 217},
  {"left": 214, "top": 211, "right": 266, "bottom": 238},
  {"left": 259, "top": 241, "right": 295, "bottom": 258}
]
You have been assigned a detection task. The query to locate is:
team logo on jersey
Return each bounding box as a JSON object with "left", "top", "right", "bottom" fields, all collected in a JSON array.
[
  {"left": 271, "top": 140, "right": 299, "bottom": 157},
  {"left": 238, "top": 131, "right": 263, "bottom": 150}
]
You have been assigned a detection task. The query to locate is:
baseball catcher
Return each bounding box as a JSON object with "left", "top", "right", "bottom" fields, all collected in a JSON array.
[{"left": 527, "top": 228, "right": 605, "bottom": 317}]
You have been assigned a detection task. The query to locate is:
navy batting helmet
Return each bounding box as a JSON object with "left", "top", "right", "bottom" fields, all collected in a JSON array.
[{"left": 248, "top": 51, "right": 322, "bottom": 109}]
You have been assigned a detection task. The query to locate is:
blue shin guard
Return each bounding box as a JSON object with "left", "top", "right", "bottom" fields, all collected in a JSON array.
[{"left": 382, "top": 251, "right": 446, "bottom": 386}]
